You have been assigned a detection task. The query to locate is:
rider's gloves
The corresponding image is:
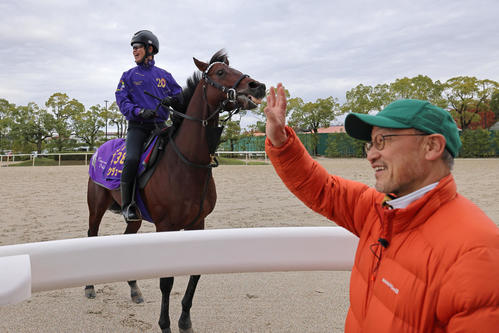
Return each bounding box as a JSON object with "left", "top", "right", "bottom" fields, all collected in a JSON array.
[
  {"left": 161, "top": 96, "right": 174, "bottom": 107},
  {"left": 138, "top": 108, "right": 156, "bottom": 119},
  {"left": 161, "top": 95, "right": 186, "bottom": 113}
]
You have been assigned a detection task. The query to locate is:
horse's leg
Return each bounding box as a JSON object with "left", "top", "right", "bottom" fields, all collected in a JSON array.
[
  {"left": 177, "top": 219, "right": 205, "bottom": 333},
  {"left": 175, "top": 218, "right": 206, "bottom": 332},
  {"left": 178, "top": 274, "right": 201, "bottom": 333},
  {"left": 127, "top": 280, "right": 143, "bottom": 304},
  {"left": 87, "top": 179, "right": 112, "bottom": 237},
  {"left": 124, "top": 220, "right": 144, "bottom": 303},
  {"left": 159, "top": 276, "right": 174, "bottom": 333},
  {"left": 85, "top": 179, "right": 114, "bottom": 299}
]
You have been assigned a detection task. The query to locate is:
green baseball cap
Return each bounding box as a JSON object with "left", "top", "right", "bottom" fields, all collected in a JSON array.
[{"left": 345, "top": 99, "right": 462, "bottom": 157}]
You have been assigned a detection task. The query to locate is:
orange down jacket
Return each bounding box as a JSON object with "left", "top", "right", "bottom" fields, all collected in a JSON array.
[{"left": 266, "top": 127, "right": 499, "bottom": 332}]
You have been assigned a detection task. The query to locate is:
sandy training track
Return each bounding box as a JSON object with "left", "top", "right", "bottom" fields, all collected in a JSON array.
[{"left": 1, "top": 158, "right": 498, "bottom": 332}]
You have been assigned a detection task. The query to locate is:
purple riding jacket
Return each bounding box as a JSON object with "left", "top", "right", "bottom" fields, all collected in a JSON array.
[{"left": 115, "top": 59, "right": 182, "bottom": 123}]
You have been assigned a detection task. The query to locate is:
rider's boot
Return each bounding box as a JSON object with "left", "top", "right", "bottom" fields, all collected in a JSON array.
[{"left": 120, "top": 181, "right": 141, "bottom": 222}]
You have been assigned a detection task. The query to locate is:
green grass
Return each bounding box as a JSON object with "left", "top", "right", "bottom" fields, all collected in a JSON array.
[{"left": 217, "top": 156, "right": 267, "bottom": 165}]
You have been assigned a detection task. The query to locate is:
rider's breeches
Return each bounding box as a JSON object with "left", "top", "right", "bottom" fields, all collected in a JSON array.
[{"left": 121, "top": 123, "right": 153, "bottom": 184}]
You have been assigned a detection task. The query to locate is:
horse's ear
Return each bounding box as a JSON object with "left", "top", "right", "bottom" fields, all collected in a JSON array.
[{"left": 193, "top": 57, "right": 208, "bottom": 72}]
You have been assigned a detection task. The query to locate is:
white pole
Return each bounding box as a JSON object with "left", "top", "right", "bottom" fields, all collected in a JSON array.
[{"left": 0, "top": 227, "right": 358, "bottom": 305}]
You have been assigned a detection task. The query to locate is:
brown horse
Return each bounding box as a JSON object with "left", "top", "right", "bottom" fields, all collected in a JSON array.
[{"left": 85, "top": 50, "right": 265, "bottom": 333}]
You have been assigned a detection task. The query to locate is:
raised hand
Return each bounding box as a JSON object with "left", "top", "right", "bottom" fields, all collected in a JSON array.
[{"left": 264, "top": 83, "right": 288, "bottom": 147}]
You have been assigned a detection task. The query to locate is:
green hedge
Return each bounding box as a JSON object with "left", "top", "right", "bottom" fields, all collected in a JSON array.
[
  {"left": 459, "top": 129, "right": 499, "bottom": 157},
  {"left": 224, "top": 130, "right": 499, "bottom": 158},
  {"left": 325, "top": 134, "right": 364, "bottom": 157}
]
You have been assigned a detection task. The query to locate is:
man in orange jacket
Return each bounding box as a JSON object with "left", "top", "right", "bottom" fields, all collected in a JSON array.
[{"left": 264, "top": 83, "right": 499, "bottom": 332}]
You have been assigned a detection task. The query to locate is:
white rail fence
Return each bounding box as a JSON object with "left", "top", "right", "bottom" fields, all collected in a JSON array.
[
  {"left": 215, "top": 151, "right": 267, "bottom": 164},
  {"left": 0, "top": 153, "right": 93, "bottom": 167},
  {"left": 0, "top": 151, "right": 267, "bottom": 167},
  {"left": 0, "top": 227, "right": 358, "bottom": 306}
]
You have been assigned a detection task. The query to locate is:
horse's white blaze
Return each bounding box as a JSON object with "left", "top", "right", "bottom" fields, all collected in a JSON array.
[{"left": 0, "top": 227, "right": 358, "bottom": 306}]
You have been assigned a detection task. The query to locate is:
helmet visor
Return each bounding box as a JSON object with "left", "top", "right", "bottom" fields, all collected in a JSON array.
[{"left": 132, "top": 43, "right": 145, "bottom": 50}]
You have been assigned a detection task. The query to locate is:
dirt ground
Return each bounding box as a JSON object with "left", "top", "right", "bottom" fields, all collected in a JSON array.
[{"left": 1, "top": 158, "right": 498, "bottom": 332}]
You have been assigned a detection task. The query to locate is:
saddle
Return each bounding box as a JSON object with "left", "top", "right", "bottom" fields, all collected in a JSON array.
[{"left": 89, "top": 126, "right": 172, "bottom": 191}]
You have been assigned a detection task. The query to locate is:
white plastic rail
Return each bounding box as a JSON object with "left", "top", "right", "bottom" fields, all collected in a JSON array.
[{"left": 0, "top": 227, "right": 358, "bottom": 306}]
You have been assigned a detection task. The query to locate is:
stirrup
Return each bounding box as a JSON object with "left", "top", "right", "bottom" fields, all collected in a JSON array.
[{"left": 122, "top": 203, "right": 141, "bottom": 222}]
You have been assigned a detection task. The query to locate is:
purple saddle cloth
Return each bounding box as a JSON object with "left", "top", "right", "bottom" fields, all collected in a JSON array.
[{"left": 88, "top": 138, "right": 158, "bottom": 222}]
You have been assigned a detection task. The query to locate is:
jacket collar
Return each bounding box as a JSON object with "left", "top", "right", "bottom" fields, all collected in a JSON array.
[
  {"left": 386, "top": 182, "right": 438, "bottom": 209},
  {"left": 138, "top": 59, "right": 155, "bottom": 69},
  {"left": 377, "top": 174, "right": 457, "bottom": 236}
]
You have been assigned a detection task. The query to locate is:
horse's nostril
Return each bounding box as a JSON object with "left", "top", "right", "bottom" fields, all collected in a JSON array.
[{"left": 249, "top": 82, "right": 266, "bottom": 96}]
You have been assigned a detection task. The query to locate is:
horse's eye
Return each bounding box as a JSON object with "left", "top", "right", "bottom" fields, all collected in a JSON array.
[{"left": 216, "top": 69, "right": 224, "bottom": 76}]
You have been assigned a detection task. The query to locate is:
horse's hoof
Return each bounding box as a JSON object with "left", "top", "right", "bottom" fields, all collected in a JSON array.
[
  {"left": 161, "top": 328, "right": 172, "bottom": 333},
  {"left": 84, "top": 286, "right": 96, "bottom": 299},
  {"left": 179, "top": 328, "right": 194, "bottom": 333},
  {"left": 131, "top": 291, "right": 144, "bottom": 304}
]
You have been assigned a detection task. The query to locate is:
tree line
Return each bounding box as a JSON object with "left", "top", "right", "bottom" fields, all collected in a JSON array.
[
  {"left": 1, "top": 75, "right": 499, "bottom": 154},
  {"left": 226, "top": 75, "right": 499, "bottom": 156},
  {"left": 0, "top": 93, "right": 127, "bottom": 153},
  {"left": 249, "top": 75, "right": 499, "bottom": 132}
]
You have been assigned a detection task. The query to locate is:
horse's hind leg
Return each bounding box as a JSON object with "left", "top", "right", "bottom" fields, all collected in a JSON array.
[
  {"left": 87, "top": 179, "right": 113, "bottom": 237},
  {"left": 85, "top": 179, "right": 114, "bottom": 299},
  {"left": 178, "top": 274, "right": 201, "bottom": 333},
  {"left": 128, "top": 280, "right": 144, "bottom": 304}
]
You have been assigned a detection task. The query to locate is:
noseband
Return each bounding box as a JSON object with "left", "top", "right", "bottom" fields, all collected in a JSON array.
[{"left": 202, "top": 61, "right": 249, "bottom": 113}]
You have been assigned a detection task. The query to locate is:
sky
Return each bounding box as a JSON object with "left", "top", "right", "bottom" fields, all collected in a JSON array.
[{"left": 1, "top": 0, "right": 498, "bottom": 127}]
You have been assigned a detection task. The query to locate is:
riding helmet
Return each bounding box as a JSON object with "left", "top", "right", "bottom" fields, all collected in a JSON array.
[{"left": 131, "top": 30, "right": 159, "bottom": 54}]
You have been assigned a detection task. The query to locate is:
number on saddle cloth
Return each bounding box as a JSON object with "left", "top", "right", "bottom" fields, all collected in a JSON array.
[{"left": 88, "top": 130, "right": 169, "bottom": 191}]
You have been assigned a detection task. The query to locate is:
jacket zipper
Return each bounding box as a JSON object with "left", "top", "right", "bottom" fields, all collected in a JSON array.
[
  {"left": 365, "top": 243, "right": 383, "bottom": 314},
  {"left": 364, "top": 204, "right": 392, "bottom": 314}
]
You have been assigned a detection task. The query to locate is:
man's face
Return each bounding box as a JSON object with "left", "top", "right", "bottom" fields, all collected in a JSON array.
[
  {"left": 366, "top": 126, "right": 429, "bottom": 196},
  {"left": 132, "top": 43, "right": 145, "bottom": 63}
]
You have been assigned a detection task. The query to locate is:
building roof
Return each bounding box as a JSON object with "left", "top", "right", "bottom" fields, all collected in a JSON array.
[{"left": 317, "top": 126, "right": 346, "bottom": 133}]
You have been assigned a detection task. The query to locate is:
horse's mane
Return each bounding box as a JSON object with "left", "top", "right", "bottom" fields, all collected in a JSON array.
[{"left": 180, "top": 49, "right": 229, "bottom": 108}]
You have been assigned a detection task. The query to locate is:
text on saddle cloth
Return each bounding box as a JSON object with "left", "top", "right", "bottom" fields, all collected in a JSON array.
[{"left": 89, "top": 137, "right": 160, "bottom": 190}]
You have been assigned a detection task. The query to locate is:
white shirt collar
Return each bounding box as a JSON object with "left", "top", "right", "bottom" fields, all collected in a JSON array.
[{"left": 386, "top": 182, "right": 439, "bottom": 209}]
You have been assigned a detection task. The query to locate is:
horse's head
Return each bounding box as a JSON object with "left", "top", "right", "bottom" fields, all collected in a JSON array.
[
  {"left": 173, "top": 50, "right": 266, "bottom": 165},
  {"left": 193, "top": 50, "right": 266, "bottom": 111}
]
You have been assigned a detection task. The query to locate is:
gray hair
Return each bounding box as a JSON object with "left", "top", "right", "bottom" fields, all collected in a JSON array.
[
  {"left": 442, "top": 149, "right": 455, "bottom": 170},
  {"left": 413, "top": 129, "right": 455, "bottom": 170}
]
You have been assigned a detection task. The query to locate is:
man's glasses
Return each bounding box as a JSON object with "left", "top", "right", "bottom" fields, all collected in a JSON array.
[
  {"left": 132, "top": 43, "right": 145, "bottom": 50},
  {"left": 364, "top": 133, "right": 428, "bottom": 153}
]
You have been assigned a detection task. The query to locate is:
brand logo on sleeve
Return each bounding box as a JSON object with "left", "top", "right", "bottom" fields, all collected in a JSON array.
[
  {"left": 116, "top": 80, "right": 125, "bottom": 92},
  {"left": 382, "top": 278, "right": 399, "bottom": 295}
]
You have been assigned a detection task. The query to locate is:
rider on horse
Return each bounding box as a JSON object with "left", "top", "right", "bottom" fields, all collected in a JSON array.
[{"left": 115, "top": 30, "right": 184, "bottom": 222}]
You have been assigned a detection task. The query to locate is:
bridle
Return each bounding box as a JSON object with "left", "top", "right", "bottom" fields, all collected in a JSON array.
[
  {"left": 202, "top": 61, "right": 249, "bottom": 117},
  {"left": 168, "top": 61, "right": 249, "bottom": 127},
  {"left": 164, "top": 61, "right": 250, "bottom": 169}
]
